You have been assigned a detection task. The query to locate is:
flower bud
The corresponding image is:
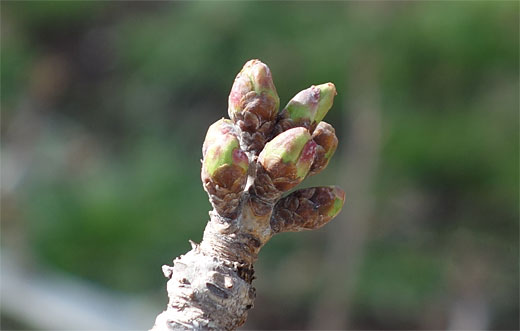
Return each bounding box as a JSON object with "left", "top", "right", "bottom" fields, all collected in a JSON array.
[
  {"left": 317, "top": 186, "right": 346, "bottom": 219},
  {"left": 309, "top": 121, "right": 338, "bottom": 176},
  {"left": 202, "top": 133, "right": 249, "bottom": 217},
  {"left": 275, "top": 83, "right": 337, "bottom": 134},
  {"left": 228, "top": 59, "right": 280, "bottom": 124},
  {"left": 202, "top": 118, "right": 236, "bottom": 157},
  {"left": 258, "top": 127, "right": 316, "bottom": 192},
  {"left": 228, "top": 60, "right": 280, "bottom": 154},
  {"left": 270, "top": 186, "right": 346, "bottom": 233},
  {"left": 203, "top": 135, "right": 248, "bottom": 187},
  {"left": 313, "top": 83, "right": 337, "bottom": 124}
]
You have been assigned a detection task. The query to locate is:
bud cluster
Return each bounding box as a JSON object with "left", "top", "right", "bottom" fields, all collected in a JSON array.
[
  {"left": 154, "top": 59, "right": 346, "bottom": 331},
  {"left": 201, "top": 59, "right": 344, "bottom": 231}
]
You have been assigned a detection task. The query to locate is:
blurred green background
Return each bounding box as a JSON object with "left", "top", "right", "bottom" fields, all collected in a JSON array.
[{"left": 1, "top": 1, "right": 518, "bottom": 330}]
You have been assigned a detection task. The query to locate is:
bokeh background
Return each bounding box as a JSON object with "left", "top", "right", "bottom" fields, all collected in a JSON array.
[{"left": 1, "top": 1, "right": 518, "bottom": 330}]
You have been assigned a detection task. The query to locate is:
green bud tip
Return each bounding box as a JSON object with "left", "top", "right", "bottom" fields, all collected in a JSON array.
[
  {"left": 228, "top": 59, "right": 280, "bottom": 120},
  {"left": 314, "top": 83, "right": 337, "bottom": 124},
  {"left": 203, "top": 135, "right": 248, "bottom": 177},
  {"left": 259, "top": 127, "right": 317, "bottom": 180},
  {"left": 283, "top": 82, "right": 337, "bottom": 125},
  {"left": 202, "top": 118, "right": 235, "bottom": 157},
  {"left": 308, "top": 186, "right": 345, "bottom": 219},
  {"left": 326, "top": 186, "right": 346, "bottom": 218}
]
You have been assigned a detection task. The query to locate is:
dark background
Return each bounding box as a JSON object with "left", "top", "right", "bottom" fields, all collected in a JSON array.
[{"left": 1, "top": 1, "right": 518, "bottom": 330}]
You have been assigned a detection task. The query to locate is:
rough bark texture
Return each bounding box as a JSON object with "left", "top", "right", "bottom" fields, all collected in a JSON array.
[{"left": 151, "top": 60, "right": 344, "bottom": 330}]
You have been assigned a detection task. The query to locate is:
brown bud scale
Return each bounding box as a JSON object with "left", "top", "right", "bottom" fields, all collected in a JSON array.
[
  {"left": 270, "top": 186, "right": 345, "bottom": 233},
  {"left": 202, "top": 163, "right": 248, "bottom": 218}
]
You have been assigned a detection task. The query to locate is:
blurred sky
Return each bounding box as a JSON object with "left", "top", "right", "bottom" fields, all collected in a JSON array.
[{"left": 1, "top": 1, "right": 519, "bottom": 330}]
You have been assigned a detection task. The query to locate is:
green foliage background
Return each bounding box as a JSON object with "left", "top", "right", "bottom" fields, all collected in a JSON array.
[{"left": 1, "top": 2, "right": 518, "bottom": 329}]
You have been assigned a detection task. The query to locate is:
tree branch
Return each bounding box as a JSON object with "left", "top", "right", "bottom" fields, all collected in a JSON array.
[{"left": 151, "top": 60, "right": 345, "bottom": 330}]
